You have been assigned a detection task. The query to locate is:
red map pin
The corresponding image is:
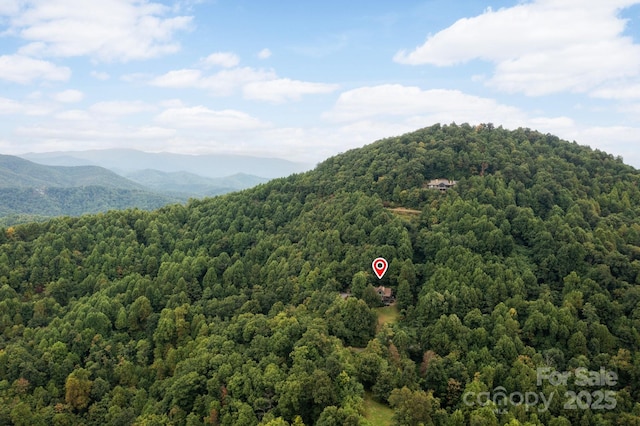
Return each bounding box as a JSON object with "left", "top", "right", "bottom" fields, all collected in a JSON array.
[{"left": 372, "top": 257, "right": 388, "bottom": 279}]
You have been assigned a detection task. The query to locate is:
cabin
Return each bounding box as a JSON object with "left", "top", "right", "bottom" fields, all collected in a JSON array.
[
  {"left": 426, "top": 178, "right": 457, "bottom": 192},
  {"left": 375, "top": 285, "right": 394, "bottom": 306}
]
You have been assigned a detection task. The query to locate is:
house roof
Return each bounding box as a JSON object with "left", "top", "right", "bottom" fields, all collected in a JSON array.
[
  {"left": 375, "top": 285, "right": 392, "bottom": 298},
  {"left": 427, "top": 178, "right": 457, "bottom": 186}
]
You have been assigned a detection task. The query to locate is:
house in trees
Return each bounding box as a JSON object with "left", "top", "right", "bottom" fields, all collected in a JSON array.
[
  {"left": 375, "top": 286, "right": 394, "bottom": 305},
  {"left": 426, "top": 178, "right": 457, "bottom": 192}
]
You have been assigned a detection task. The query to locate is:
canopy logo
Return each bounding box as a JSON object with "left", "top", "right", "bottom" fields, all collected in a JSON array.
[{"left": 462, "top": 367, "right": 618, "bottom": 414}]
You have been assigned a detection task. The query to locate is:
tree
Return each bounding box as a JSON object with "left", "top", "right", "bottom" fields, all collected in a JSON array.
[
  {"left": 350, "top": 272, "right": 367, "bottom": 299},
  {"left": 362, "top": 285, "right": 383, "bottom": 308},
  {"left": 128, "top": 295, "right": 153, "bottom": 331},
  {"left": 396, "top": 279, "right": 412, "bottom": 310},
  {"left": 388, "top": 386, "right": 440, "bottom": 426},
  {"left": 65, "top": 368, "right": 92, "bottom": 411},
  {"left": 327, "top": 298, "right": 377, "bottom": 347}
]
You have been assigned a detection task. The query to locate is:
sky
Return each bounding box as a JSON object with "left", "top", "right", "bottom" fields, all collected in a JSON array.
[{"left": 1, "top": 0, "right": 640, "bottom": 168}]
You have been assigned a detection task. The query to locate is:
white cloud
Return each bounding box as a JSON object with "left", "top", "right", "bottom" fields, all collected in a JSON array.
[
  {"left": 324, "top": 84, "right": 524, "bottom": 124},
  {"left": 0, "top": 96, "right": 53, "bottom": 116},
  {"left": 0, "top": 0, "right": 19, "bottom": 15},
  {"left": 591, "top": 82, "right": 640, "bottom": 100},
  {"left": 120, "top": 72, "right": 153, "bottom": 83},
  {"left": 159, "top": 98, "right": 185, "bottom": 108},
  {"left": 394, "top": 0, "right": 640, "bottom": 96},
  {"left": 201, "top": 68, "right": 275, "bottom": 96},
  {"left": 0, "top": 54, "right": 70, "bottom": 83},
  {"left": 0, "top": 97, "right": 27, "bottom": 114},
  {"left": 55, "top": 109, "right": 91, "bottom": 120},
  {"left": 6, "top": 0, "right": 193, "bottom": 62},
  {"left": 150, "top": 66, "right": 276, "bottom": 96},
  {"left": 258, "top": 48, "right": 272, "bottom": 59},
  {"left": 52, "top": 89, "right": 84, "bottom": 103},
  {"left": 151, "top": 66, "right": 337, "bottom": 101},
  {"left": 155, "top": 106, "right": 269, "bottom": 131},
  {"left": 150, "top": 68, "right": 204, "bottom": 88},
  {"left": 243, "top": 78, "right": 339, "bottom": 103},
  {"left": 201, "top": 52, "right": 240, "bottom": 68},
  {"left": 89, "top": 100, "right": 155, "bottom": 116},
  {"left": 15, "top": 122, "right": 177, "bottom": 145},
  {"left": 90, "top": 71, "right": 110, "bottom": 81}
]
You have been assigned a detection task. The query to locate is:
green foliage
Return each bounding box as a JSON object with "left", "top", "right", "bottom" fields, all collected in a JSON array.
[
  {"left": 1, "top": 124, "right": 640, "bottom": 424},
  {"left": 388, "top": 386, "right": 440, "bottom": 426}
]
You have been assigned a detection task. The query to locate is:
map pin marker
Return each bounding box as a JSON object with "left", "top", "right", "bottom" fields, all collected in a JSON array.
[{"left": 372, "top": 257, "right": 388, "bottom": 279}]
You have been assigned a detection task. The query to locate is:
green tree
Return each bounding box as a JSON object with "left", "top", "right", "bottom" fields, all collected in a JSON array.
[
  {"left": 388, "top": 386, "right": 440, "bottom": 426},
  {"left": 65, "top": 368, "right": 92, "bottom": 411}
]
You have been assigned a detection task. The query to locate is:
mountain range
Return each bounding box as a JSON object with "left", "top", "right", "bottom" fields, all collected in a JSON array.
[
  {"left": 20, "top": 149, "right": 311, "bottom": 179},
  {"left": 0, "top": 150, "right": 301, "bottom": 224},
  {"left": 0, "top": 154, "right": 178, "bottom": 223},
  {"left": 122, "top": 169, "right": 268, "bottom": 197},
  {"left": 0, "top": 154, "right": 144, "bottom": 190}
]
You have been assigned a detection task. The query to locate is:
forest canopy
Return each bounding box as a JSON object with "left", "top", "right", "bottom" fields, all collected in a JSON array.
[{"left": 0, "top": 123, "right": 639, "bottom": 425}]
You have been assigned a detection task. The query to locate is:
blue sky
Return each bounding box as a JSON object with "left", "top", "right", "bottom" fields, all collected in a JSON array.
[{"left": 1, "top": 0, "right": 640, "bottom": 168}]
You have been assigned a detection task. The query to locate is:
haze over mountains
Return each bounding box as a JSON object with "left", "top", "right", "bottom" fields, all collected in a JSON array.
[
  {"left": 0, "top": 155, "right": 179, "bottom": 224},
  {"left": 0, "top": 150, "right": 300, "bottom": 224},
  {"left": 20, "top": 149, "right": 311, "bottom": 179},
  {"left": 0, "top": 155, "right": 143, "bottom": 190}
]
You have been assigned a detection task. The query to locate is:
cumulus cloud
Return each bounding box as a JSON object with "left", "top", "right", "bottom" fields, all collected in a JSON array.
[
  {"left": 0, "top": 0, "right": 20, "bottom": 15},
  {"left": 0, "top": 98, "right": 24, "bottom": 115},
  {"left": 90, "top": 71, "right": 110, "bottom": 81},
  {"left": 243, "top": 78, "right": 339, "bottom": 103},
  {"left": 155, "top": 106, "right": 269, "bottom": 131},
  {"left": 89, "top": 100, "right": 155, "bottom": 116},
  {"left": 15, "top": 122, "right": 177, "bottom": 146},
  {"left": 150, "top": 65, "right": 338, "bottom": 102},
  {"left": 5, "top": 0, "right": 193, "bottom": 62},
  {"left": 0, "top": 96, "right": 52, "bottom": 115},
  {"left": 200, "top": 52, "right": 240, "bottom": 68},
  {"left": 591, "top": 83, "right": 640, "bottom": 100},
  {"left": 0, "top": 54, "right": 70, "bottom": 83},
  {"left": 52, "top": 89, "right": 84, "bottom": 103},
  {"left": 150, "top": 67, "right": 275, "bottom": 96},
  {"left": 258, "top": 48, "right": 272, "bottom": 59},
  {"left": 54, "top": 109, "right": 91, "bottom": 121},
  {"left": 394, "top": 0, "right": 640, "bottom": 96},
  {"left": 324, "top": 84, "right": 524, "bottom": 124},
  {"left": 149, "top": 69, "right": 203, "bottom": 88}
]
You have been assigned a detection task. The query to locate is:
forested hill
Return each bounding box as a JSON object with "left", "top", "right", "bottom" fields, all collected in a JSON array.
[{"left": 1, "top": 123, "right": 640, "bottom": 425}]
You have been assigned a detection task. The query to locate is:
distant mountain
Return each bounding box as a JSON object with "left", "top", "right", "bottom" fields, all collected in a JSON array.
[
  {"left": 0, "top": 154, "right": 179, "bottom": 219},
  {"left": 20, "top": 149, "right": 311, "bottom": 179},
  {"left": 123, "top": 169, "right": 269, "bottom": 197},
  {"left": 0, "top": 154, "right": 144, "bottom": 190}
]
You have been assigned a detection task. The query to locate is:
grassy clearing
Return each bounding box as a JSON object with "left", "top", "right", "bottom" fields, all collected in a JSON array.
[
  {"left": 363, "top": 391, "right": 393, "bottom": 426},
  {"left": 374, "top": 304, "right": 399, "bottom": 329},
  {"left": 385, "top": 207, "right": 421, "bottom": 216}
]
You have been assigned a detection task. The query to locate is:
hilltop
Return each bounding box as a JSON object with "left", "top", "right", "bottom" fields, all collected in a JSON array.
[{"left": 0, "top": 123, "right": 639, "bottom": 425}]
